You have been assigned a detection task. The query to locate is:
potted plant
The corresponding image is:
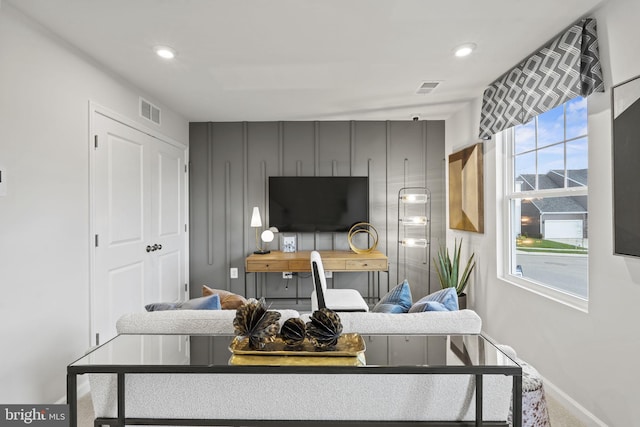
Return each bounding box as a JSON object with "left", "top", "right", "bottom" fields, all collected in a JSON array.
[{"left": 433, "top": 238, "right": 476, "bottom": 309}]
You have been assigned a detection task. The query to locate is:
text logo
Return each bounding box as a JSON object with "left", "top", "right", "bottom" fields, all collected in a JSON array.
[{"left": 1, "top": 406, "right": 68, "bottom": 427}]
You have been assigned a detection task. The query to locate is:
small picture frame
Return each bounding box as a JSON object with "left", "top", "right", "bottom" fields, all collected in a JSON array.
[{"left": 281, "top": 235, "right": 297, "bottom": 253}]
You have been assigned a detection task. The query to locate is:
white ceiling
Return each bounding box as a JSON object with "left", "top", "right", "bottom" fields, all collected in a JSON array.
[{"left": 7, "top": 0, "right": 605, "bottom": 122}]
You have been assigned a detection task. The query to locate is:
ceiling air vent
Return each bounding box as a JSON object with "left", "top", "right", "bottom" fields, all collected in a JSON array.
[
  {"left": 416, "top": 81, "right": 440, "bottom": 94},
  {"left": 140, "top": 98, "right": 161, "bottom": 125}
]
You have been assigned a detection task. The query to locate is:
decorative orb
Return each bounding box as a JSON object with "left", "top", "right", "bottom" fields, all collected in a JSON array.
[
  {"left": 233, "top": 298, "right": 281, "bottom": 349},
  {"left": 280, "top": 318, "right": 306, "bottom": 346},
  {"left": 306, "top": 308, "right": 343, "bottom": 349},
  {"left": 261, "top": 229, "right": 275, "bottom": 243}
]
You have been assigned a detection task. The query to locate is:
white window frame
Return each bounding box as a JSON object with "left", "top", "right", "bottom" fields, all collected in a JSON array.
[{"left": 499, "top": 113, "right": 589, "bottom": 313}]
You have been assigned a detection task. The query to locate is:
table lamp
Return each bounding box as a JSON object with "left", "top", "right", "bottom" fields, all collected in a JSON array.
[{"left": 250, "top": 207, "right": 270, "bottom": 254}]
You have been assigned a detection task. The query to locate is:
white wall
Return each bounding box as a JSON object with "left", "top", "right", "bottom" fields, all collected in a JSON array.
[
  {"left": 0, "top": 4, "right": 188, "bottom": 403},
  {"left": 445, "top": 0, "right": 640, "bottom": 425}
]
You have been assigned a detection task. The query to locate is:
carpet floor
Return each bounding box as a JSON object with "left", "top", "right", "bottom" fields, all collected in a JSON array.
[
  {"left": 77, "top": 394, "right": 94, "bottom": 427},
  {"left": 546, "top": 394, "right": 586, "bottom": 427}
]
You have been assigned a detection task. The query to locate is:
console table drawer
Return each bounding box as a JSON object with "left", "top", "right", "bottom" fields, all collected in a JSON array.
[
  {"left": 245, "top": 250, "right": 389, "bottom": 273},
  {"left": 345, "top": 259, "right": 387, "bottom": 271},
  {"left": 246, "top": 260, "right": 289, "bottom": 272},
  {"left": 323, "top": 260, "right": 347, "bottom": 271},
  {"left": 288, "top": 260, "right": 310, "bottom": 271}
]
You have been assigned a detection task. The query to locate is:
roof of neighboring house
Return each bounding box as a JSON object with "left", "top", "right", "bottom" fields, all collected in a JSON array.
[
  {"left": 518, "top": 169, "right": 588, "bottom": 191},
  {"left": 529, "top": 197, "right": 587, "bottom": 214},
  {"left": 516, "top": 169, "right": 588, "bottom": 213},
  {"left": 550, "top": 169, "right": 588, "bottom": 187}
]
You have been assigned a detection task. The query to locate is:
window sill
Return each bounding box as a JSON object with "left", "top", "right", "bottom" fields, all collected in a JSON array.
[{"left": 498, "top": 274, "right": 589, "bottom": 313}]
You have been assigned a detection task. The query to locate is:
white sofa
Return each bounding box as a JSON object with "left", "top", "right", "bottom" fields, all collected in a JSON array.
[
  {"left": 114, "top": 308, "right": 483, "bottom": 335},
  {"left": 88, "top": 308, "right": 514, "bottom": 425}
]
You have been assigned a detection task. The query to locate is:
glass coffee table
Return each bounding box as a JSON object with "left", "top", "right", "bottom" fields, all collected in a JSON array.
[{"left": 68, "top": 334, "right": 522, "bottom": 427}]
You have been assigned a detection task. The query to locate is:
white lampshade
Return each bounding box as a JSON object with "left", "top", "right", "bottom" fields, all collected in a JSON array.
[{"left": 250, "top": 207, "right": 262, "bottom": 227}]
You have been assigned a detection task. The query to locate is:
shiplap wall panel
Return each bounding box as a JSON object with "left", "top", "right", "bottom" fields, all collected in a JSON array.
[
  {"left": 317, "top": 121, "right": 351, "bottom": 176},
  {"left": 282, "top": 122, "right": 315, "bottom": 177},
  {"left": 189, "top": 120, "right": 444, "bottom": 308},
  {"left": 213, "top": 123, "right": 245, "bottom": 296},
  {"left": 188, "top": 123, "right": 209, "bottom": 277},
  {"left": 426, "top": 121, "right": 446, "bottom": 291}
]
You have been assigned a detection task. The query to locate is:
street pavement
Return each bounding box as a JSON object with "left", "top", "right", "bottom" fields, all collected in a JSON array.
[{"left": 515, "top": 252, "right": 588, "bottom": 298}]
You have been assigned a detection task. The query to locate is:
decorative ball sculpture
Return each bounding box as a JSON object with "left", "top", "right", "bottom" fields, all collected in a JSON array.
[
  {"left": 233, "top": 298, "right": 281, "bottom": 349},
  {"left": 306, "top": 308, "right": 343, "bottom": 349},
  {"left": 280, "top": 317, "right": 306, "bottom": 346}
]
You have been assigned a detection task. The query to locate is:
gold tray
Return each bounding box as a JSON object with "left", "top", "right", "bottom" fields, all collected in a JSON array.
[
  {"left": 229, "top": 333, "right": 366, "bottom": 357},
  {"left": 229, "top": 353, "right": 366, "bottom": 366}
]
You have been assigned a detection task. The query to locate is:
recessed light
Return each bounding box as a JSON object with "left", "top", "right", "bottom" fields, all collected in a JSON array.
[
  {"left": 454, "top": 43, "right": 476, "bottom": 58},
  {"left": 154, "top": 46, "right": 176, "bottom": 59}
]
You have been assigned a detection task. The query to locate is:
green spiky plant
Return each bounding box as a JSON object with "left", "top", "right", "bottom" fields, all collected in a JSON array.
[{"left": 434, "top": 238, "right": 476, "bottom": 295}]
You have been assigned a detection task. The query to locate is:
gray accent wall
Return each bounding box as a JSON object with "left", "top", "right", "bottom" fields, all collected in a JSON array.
[{"left": 189, "top": 121, "right": 445, "bottom": 308}]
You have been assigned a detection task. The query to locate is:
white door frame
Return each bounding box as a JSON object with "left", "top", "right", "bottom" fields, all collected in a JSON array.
[{"left": 88, "top": 101, "right": 189, "bottom": 345}]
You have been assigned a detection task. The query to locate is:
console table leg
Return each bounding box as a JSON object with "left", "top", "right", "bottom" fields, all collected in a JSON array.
[
  {"left": 67, "top": 373, "right": 77, "bottom": 427},
  {"left": 513, "top": 374, "right": 523, "bottom": 427},
  {"left": 475, "top": 374, "right": 483, "bottom": 426},
  {"left": 117, "top": 373, "right": 125, "bottom": 427}
]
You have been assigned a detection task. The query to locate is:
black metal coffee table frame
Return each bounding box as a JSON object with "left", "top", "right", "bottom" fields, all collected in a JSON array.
[{"left": 67, "top": 335, "right": 522, "bottom": 427}]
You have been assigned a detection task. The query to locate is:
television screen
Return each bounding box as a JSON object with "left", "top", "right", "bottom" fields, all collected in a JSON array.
[
  {"left": 269, "top": 177, "right": 369, "bottom": 232},
  {"left": 613, "top": 76, "right": 640, "bottom": 257}
]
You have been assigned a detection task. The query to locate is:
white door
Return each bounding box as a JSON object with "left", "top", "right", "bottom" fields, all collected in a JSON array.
[
  {"left": 151, "top": 140, "right": 186, "bottom": 305},
  {"left": 92, "top": 112, "right": 187, "bottom": 344}
]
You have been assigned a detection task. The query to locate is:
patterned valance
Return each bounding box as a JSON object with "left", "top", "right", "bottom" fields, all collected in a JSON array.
[{"left": 479, "top": 18, "right": 604, "bottom": 140}]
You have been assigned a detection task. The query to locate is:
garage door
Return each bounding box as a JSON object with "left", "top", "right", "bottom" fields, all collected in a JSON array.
[{"left": 545, "top": 220, "right": 583, "bottom": 239}]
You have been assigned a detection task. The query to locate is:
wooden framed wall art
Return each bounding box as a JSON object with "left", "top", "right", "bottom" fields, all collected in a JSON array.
[{"left": 449, "top": 143, "right": 484, "bottom": 233}]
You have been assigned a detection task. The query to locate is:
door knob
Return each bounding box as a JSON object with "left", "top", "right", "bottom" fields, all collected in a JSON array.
[{"left": 146, "top": 244, "right": 162, "bottom": 253}]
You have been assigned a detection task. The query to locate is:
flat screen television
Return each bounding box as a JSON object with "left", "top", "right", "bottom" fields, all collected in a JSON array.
[
  {"left": 613, "top": 75, "right": 640, "bottom": 257},
  {"left": 269, "top": 176, "right": 369, "bottom": 232}
]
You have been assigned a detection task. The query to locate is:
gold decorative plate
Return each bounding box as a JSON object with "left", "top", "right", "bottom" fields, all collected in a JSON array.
[{"left": 229, "top": 332, "right": 365, "bottom": 357}]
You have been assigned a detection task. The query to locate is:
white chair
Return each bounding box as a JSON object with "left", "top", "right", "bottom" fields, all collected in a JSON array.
[{"left": 310, "top": 250, "right": 369, "bottom": 312}]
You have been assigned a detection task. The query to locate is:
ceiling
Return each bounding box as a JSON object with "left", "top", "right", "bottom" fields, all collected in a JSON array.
[{"left": 7, "top": 0, "right": 605, "bottom": 122}]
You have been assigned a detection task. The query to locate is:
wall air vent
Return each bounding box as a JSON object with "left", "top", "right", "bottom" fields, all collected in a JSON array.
[
  {"left": 416, "top": 81, "right": 441, "bottom": 94},
  {"left": 140, "top": 98, "right": 161, "bottom": 125}
]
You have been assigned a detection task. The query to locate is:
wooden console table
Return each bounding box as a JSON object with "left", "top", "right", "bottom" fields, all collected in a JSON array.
[{"left": 245, "top": 250, "right": 388, "bottom": 301}]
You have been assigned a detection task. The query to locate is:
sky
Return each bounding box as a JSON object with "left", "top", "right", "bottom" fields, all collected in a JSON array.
[{"left": 513, "top": 96, "right": 588, "bottom": 190}]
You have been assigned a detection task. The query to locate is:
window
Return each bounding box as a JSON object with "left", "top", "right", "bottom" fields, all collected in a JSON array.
[{"left": 503, "top": 97, "right": 588, "bottom": 308}]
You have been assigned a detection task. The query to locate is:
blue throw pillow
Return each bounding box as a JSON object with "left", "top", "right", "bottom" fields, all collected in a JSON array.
[
  {"left": 408, "top": 287, "right": 459, "bottom": 312},
  {"left": 145, "top": 302, "right": 178, "bottom": 311},
  {"left": 372, "top": 280, "right": 413, "bottom": 313},
  {"left": 145, "top": 294, "right": 221, "bottom": 311}
]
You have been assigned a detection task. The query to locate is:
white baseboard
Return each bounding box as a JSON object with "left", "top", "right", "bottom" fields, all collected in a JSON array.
[
  {"left": 56, "top": 376, "right": 90, "bottom": 404},
  {"left": 541, "top": 376, "right": 608, "bottom": 427}
]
